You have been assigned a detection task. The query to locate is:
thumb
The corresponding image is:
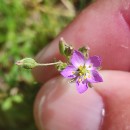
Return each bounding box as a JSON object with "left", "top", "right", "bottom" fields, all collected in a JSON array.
[
  {"left": 34, "top": 75, "right": 104, "bottom": 130},
  {"left": 34, "top": 71, "right": 130, "bottom": 130}
]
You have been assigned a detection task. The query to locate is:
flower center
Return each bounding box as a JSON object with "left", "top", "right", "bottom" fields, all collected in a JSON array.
[
  {"left": 77, "top": 65, "right": 91, "bottom": 83},
  {"left": 78, "top": 65, "right": 89, "bottom": 76}
]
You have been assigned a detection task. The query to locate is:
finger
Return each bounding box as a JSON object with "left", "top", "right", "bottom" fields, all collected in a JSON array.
[
  {"left": 95, "top": 71, "right": 130, "bottom": 129},
  {"left": 34, "top": 71, "right": 130, "bottom": 130},
  {"left": 33, "top": 0, "right": 130, "bottom": 83},
  {"left": 34, "top": 77, "right": 104, "bottom": 130}
]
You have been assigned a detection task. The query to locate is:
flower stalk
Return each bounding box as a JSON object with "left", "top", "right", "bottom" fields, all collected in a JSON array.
[{"left": 36, "top": 61, "right": 62, "bottom": 66}]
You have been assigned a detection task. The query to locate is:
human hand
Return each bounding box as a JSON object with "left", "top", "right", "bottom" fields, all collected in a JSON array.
[{"left": 33, "top": 0, "right": 130, "bottom": 129}]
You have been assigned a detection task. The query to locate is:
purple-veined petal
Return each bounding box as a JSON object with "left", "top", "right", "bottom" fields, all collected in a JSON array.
[
  {"left": 71, "top": 50, "right": 85, "bottom": 68},
  {"left": 85, "top": 56, "right": 101, "bottom": 69},
  {"left": 60, "top": 65, "right": 77, "bottom": 78},
  {"left": 87, "top": 70, "right": 103, "bottom": 83},
  {"left": 76, "top": 77, "right": 88, "bottom": 93}
]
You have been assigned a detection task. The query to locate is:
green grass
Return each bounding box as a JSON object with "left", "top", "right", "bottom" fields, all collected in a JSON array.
[{"left": 0, "top": 0, "right": 92, "bottom": 129}]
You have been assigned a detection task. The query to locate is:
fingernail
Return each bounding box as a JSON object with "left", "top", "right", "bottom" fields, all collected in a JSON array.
[{"left": 34, "top": 77, "right": 104, "bottom": 130}]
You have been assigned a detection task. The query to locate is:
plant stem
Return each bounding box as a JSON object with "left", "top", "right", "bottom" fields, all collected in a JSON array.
[{"left": 36, "top": 61, "right": 62, "bottom": 66}]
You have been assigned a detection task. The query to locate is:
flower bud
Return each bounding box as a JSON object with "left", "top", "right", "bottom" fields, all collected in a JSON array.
[
  {"left": 59, "top": 37, "right": 74, "bottom": 57},
  {"left": 64, "top": 45, "right": 73, "bottom": 57},
  {"left": 15, "top": 58, "right": 37, "bottom": 69},
  {"left": 78, "top": 46, "right": 90, "bottom": 58}
]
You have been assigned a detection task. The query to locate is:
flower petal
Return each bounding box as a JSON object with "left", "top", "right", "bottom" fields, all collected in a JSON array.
[
  {"left": 71, "top": 50, "right": 85, "bottom": 68},
  {"left": 76, "top": 78, "right": 88, "bottom": 93},
  {"left": 87, "top": 70, "right": 103, "bottom": 83},
  {"left": 86, "top": 56, "right": 101, "bottom": 68},
  {"left": 60, "top": 65, "right": 77, "bottom": 78}
]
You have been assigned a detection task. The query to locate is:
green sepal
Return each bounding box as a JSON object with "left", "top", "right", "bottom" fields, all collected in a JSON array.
[
  {"left": 59, "top": 38, "right": 66, "bottom": 55},
  {"left": 59, "top": 38, "right": 74, "bottom": 58},
  {"left": 55, "top": 62, "right": 67, "bottom": 71}
]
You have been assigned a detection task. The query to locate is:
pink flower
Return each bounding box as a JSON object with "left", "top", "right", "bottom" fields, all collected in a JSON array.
[{"left": 61, "top": 50, "right": 103, "bottom": 93}]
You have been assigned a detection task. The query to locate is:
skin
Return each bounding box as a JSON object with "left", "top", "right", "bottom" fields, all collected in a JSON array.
[{"left": 33, "top": 0, "right": 130, "bottom": 129}]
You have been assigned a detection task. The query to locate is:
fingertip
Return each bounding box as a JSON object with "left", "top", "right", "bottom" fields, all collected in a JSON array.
[
  {"left": 34, "top": 71, "right": 130, "bottom": 130},
  {"left": 34, "top": 77, "right": 104, "bottom": 130}
]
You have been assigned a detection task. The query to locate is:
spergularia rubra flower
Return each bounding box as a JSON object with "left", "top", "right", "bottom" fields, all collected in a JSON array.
[
  {"left": 61, "top": 50, "right": 103, "bottom": 93},
  {"left": 16, "top": 38, "right": 103, "bottom": 94}
]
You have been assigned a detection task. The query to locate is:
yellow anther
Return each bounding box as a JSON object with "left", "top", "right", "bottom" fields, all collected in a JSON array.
[
  {"left": 79, "top": 66, "right": 82, "bottom": 70},
  {"left": 78, "top": 78, "right": 82, "bottom": 83},
  {"left": 79, "top": 73, "right": 82, "bottom": 76},
  {"left": 78, "top": 65, "right": 87, "bottom": 75},
  {"left": 72, "top": 71, "right": 75, "bottom": 74},
  {"left": 84, "top": 75, "right": 87, "bottom": 79}
]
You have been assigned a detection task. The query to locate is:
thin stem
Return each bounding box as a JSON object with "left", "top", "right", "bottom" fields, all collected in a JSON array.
[{"left": 36, "top": 61, "right": 62, "bottom": 66}]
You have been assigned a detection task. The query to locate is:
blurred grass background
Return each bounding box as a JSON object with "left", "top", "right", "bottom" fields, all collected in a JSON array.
[{"left": 0, "top": 0, "right": 93, "bottom": 130}]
